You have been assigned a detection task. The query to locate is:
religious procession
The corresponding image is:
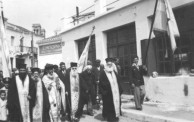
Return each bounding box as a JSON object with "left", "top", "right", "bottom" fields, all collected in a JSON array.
[
  {"left": 1, "top": 0, "right": 194, "bottom": 122},
  {"left": 1, "top": 55, "right": 147, "bottom": 122}
]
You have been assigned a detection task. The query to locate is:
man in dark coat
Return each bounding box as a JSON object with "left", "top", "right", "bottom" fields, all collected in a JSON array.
[
  {"left": 131, "top": 56, "right": 147, "bottom": 110},
  {"left": 64, "top": 62, "right": 80, "bottom": 121},
  {"left": 31, "top": 68, "right": 50, "bottom": 122},
  {"left": 92, "top": 59, "right": 104, "bottom": 107},
  {"left": 57, "top": 62, "right": 67, "bottom": 85},
  {"left": 7, "top": 64, "right": 36, "bottom": 122},
  {"left": 99, "top": 58, "right": 123, "bottom": 121},
  {"left": 77, "top": 61, "right": 96, "bottom": 117}
]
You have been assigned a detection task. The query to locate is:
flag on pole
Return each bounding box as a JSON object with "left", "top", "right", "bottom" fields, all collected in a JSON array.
[
  {"left": 153, "top": 0, "right": 180, "bottom": 53},
  {"left": 77, "top": 26, "right": 95, "bottom": 73},
  {"left": 0, "top": 1, "right": 12, "bottom": 77},
  {"left": 153, "top": 0, "right": 167, "bottom": 32},
  {"left": 165, "top": 0, "right": 180, "bottom": 53}
]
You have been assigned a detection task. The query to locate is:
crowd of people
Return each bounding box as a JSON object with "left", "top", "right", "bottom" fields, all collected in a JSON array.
[{"left": 0, "top": 56, "right": 147, "bottom": 122}]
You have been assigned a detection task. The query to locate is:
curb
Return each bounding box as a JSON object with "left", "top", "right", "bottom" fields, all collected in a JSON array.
[
  {"left": 95, "top": 105, "right": 192, "bottom": 122},
  {"left": 121, "top": 109, "right": 193, "bottom": 122}
]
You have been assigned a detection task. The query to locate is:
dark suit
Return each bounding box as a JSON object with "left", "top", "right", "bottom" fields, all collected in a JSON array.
[
  {"left": 131, "top": 65, "right": 147, "bottom": 110},
  {"left": 76, "top": 70, "right": 96, "bottom": 117},
  {"left": 57, "top": 69, "right": 66, "bottom": 84},
  {"left": 92, "top": 65, "right": 104, "bottom": 97}
]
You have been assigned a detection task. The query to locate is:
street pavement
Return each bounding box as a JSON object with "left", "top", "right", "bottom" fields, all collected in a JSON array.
[
  {"left": 78, "top": 95, "right": 194, "bottom": 122},
  {"left": 79, "top": 108, "right": 129, "bottom": 122}
]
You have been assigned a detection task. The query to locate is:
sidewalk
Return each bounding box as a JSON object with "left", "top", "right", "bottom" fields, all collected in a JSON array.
[{"left": 121, "top": 94, "right": 194, "bottom": 122}]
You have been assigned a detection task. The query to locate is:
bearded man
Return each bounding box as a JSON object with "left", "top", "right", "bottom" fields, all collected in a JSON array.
[
  {"left": 7, "top": 64, "right": 36, "bottom": 122},
  {"left": 64, "top": 62, "right": 80, "bottom": 121},
  {"left": 31, "top": 68, "right": 50, "bottom": 122},
  {"left": 42, "top": 64, "right": 66, "bottom": 122},
  {"left": 99, "top": 58, "right": 123, "bottom": 121}
]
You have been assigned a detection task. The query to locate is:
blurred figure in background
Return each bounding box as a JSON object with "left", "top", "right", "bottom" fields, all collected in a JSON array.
[
  {"left": 114, "top": 58, "right": 121, "bottom": 76},
  {"left": 57, "top": 62, "right": 67, "bottom": 87},
  {"left": 53, "top": 65, "right": 59, "bottom": 73}
]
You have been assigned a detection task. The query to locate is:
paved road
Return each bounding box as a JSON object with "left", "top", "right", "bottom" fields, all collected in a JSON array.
[{"left": 79, "top": 108, "right": 129, "bottom": 122}]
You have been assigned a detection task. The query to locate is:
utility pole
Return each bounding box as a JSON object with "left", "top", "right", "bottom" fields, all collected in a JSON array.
[
  {"left": 76, "top": 6, "right": 79, "bottom": 24},
  {"left": 31, "top": 32, "right": 34, "bottom": 68}
]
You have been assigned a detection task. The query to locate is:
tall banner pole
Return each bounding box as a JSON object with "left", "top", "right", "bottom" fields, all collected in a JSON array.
[{"left": 143, "top": 0, "right": 159, "bottom": 65}]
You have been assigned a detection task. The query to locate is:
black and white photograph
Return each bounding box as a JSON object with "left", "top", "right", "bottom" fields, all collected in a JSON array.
[{"left": 0, "top": 0, "right": 194, "bottom": 122}]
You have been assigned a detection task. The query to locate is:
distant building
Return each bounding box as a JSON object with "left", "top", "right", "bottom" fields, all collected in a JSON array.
[
  {"left": 4, "top": 19, "right": 45, "bottom": 69},
  {"left": 37, "top": 35, "right": 63, "bottom": 69},
  {"left": 38, "top": 0, "right": 194, "bottom": 76}
]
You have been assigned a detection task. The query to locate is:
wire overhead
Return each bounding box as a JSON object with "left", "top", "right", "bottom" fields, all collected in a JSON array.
[{"left": 61, "top": 0, "right": 121, "bottom": 20}]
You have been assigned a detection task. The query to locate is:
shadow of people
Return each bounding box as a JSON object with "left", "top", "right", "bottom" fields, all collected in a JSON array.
[{"left": 94, "top": 113, "right": 104, "bottom": 121}]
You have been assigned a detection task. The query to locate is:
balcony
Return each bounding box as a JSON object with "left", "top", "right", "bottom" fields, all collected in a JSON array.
[{"left": 15, "top": 46, "right": 38, "bottom": 55}]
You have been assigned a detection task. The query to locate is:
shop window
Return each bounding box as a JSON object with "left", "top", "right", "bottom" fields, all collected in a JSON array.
[
  {"left": 154, "top": 31, "right": 194, "bottom": 75},
  {"left": 107, "top": 23, "right": 137, "bottom": 77}
]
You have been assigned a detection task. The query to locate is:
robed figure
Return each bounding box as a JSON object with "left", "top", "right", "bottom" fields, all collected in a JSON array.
[
  {"left": 7, "top": 64, "right": 36, "bottom": 122},
  {"left": 42, "top": 64, "right": 66, "bottom": 122},
  {"left": 64, "top": 62, "right": 80, "bottom": 121},
  {"left": 31, "top": 68, "right": 50, "bottom": 122},
  {"left": 99, "top": 58, "right": 123, "bottom": 121}
]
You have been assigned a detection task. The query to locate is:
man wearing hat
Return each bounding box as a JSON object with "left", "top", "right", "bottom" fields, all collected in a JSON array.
[
  {"left": 31, "top": 67, "right": 50, "bottom": 122},
  {"left": 7, "top": 64, "right": 36, "bottom": 122},
  {"left": 99, "top": 58, "right": 123, "bottom": 121},
  {"left": 64, "top": 62, "right": 80, "bottom": 121},
  {"left": 42, "top": 64, "right": 66, "bottom": 122}
]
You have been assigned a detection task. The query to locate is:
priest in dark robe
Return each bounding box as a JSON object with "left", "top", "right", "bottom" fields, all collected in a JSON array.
[
  {"left": 64, "top": 62, "right": 80, "bottom": 122},
  {"left": 31, "top": 67, "right": 50, "bottom": 122},
  {"left": 99, "top": 58, "right": 123, "bottom": 121},
  {"left": 7, "top": 64, "right": 36, "bottom": 122}
]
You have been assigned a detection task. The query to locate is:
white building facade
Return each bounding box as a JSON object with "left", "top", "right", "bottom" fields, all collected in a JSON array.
[
  {"left": 37, "top": 0, "right": 194, "bottom": 105},
  {"left": 38, "top": 0, "right": 194, "bottom": 76},
  {"left": 37, "top": 35, "right": 64, "bottom": 69},
  {"left": 4, "top": 21, "right": 45, "bottom": 69}
]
